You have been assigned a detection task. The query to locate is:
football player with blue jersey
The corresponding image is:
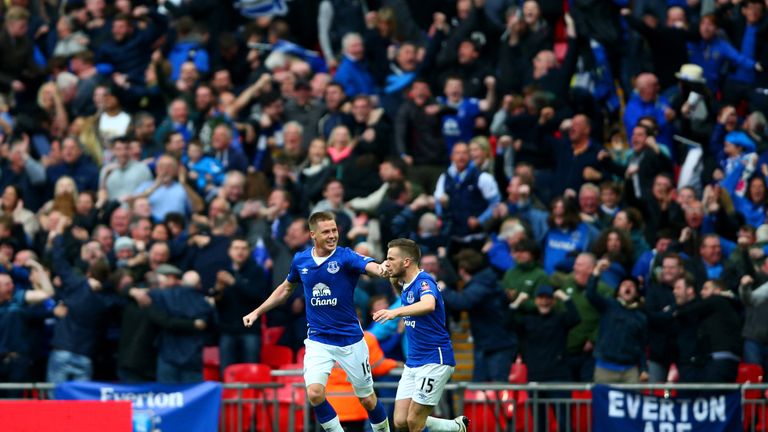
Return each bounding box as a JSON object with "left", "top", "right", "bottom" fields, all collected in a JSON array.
[
  {"left": 243, "top": 211, "right": 392, "bottom": 432},
  {"left": 373, "top": 239, "right": 469, "bottom": 432}
]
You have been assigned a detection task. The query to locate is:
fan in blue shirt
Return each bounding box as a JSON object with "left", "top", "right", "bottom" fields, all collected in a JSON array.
[
  {"left": 374, "top": 238, "right": 468, "bottom": 432},
  {"left": 243, "top": 211, "right": 392, "bottom": 432},
  {"left": 437, "top": 76, "right": 495, "bottom": 154}
]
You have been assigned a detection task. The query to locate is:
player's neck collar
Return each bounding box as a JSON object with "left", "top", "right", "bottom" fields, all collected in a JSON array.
[
  {"left": 402, "top": 269, "right": 423, "bottom": 288},
  {"left": 311, "top": 246, "right": 337, "bottom": 259}
]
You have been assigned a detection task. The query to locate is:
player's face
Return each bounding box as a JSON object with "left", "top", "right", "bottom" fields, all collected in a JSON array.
[
  {"left": 311, "top": 220, "right": 338, "bottom": 251},
  {"left": 385, "top": 248, "right": 409, "bottom": 278}
]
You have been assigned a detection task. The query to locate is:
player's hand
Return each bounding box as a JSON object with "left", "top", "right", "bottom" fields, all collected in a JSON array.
[
  {"left": 243, "top": 311, "right": 259, "bottom": 327},
  {"left": 373, "top": 308, "right": 399, "bottom": 324}
]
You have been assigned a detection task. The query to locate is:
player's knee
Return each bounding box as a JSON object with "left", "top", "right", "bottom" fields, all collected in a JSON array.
[
  {"left": 307, "top": 384, "right": 326, "bottom": 405},
  {"left": 393, "top": 412, "right": 408, "bottom": 431},
  {"left": 358, "top": 393, "right": 377, "bottom": 411},
  {"left": 406, "top": 414, "right": 426, "bottom": 432}
]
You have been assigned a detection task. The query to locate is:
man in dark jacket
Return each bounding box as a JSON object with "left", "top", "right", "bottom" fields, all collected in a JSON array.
[
  {"left": 95, "top": 9, "right": 168, "bottom": 84},
  {"left": 507, "top": 284, "right": 579, "bottom": 432},
  {"left": 394, "top": 80, "right": 449, "bottom": 193},
  {"left": 47, "top": 230, "right": 120, "bottom": 383},
  {"left": 443, "top": 249, "right": 516, "bottom": 382},
  {"left": 150, "top": 265, "right": 214, "bottom": 384},
  {"left": 214, "top": 238, "right": 268, "bottom": 374},
  {"left": 645, "top": 253, "right": 684, "bottom": 382},
  {"left": 433, "top": 143, "right": 501, "bottom": 240},
  {"left": 46, "top": 137, "right": 100, "bottom": 194},
  {"left": 589, "top": 259, "right": 649, "bottom": 383},
  {"left": 0, "top": 7, "right": 42, "bottom": 99},
  {"left": 119, "top": 268, "right": 206, "bottom": 383},
  {"left": 182, "top": 223, "right": 231, "bottom": 292},
  {"left": 674, "top": 278, "right": 742, "bottom": 383}
]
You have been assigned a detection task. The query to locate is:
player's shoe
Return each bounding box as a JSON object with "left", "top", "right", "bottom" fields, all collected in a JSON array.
[{"left": 454, "top": 415, "right": 470, "bottom": 432}]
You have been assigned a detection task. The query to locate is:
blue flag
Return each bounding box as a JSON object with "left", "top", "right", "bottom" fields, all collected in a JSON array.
[
  {"left": 55, "top": 381, "right": 222, "bottom": 432},
  {"left": 592, "top": 384, "right": 742, "bottom": 432}
]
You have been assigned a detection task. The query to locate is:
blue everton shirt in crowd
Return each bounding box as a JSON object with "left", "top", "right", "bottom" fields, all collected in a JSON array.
[
  {"left": 437, "top": 96, "right": 481, "bottom": 153},
  {"left": 400, "top": 271, "right": 455, "bottom": 368},
  {"left": 287, "top": 246, "right": 373, "bottom": 347}
]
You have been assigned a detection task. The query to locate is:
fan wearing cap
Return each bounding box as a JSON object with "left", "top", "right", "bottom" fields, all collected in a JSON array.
[
  {"left": 506, "top": 284, "right": 578, "bottom": 430},
  {"left": 588, "top": 258, "right": 648, "bottom": 384},
  {"left": 141, "top": 264, "right": 214, "bottom": 384},
  {"left": 719, "top": 131, "right": 757, "bottom": 186}
]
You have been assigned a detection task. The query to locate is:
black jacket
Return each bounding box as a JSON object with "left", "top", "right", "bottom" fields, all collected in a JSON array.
[
  {"left": 117, "top": 300, "right": 200, "bottom": 377},
  {"left": 443, "top": 268, "right": 517, "bottom": 352},
  {"left": 509, "top": 299, "right": 581, "bottom": 381},
  {"left": 675, "top": 296, "right": 742, "bottom": 358},
  {"left": 216, "top": 259, "right": 268, "bottom": 334},
  {"left": 645, "top": 282, "right": 678, "bottom": 365}
]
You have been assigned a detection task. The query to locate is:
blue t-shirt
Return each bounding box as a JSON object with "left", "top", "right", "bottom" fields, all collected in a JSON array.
[
  {"left": 400, "top": 271, "right": 456, "bottom": 368},
  {"left": 287, "top": 247, "right": 373, "bottom": 347},
  {"left": 437, "top": 97, "right": 481, "bottom": 153}
]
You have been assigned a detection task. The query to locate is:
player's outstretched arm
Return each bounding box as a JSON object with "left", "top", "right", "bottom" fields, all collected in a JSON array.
[
  {"left": 243, "top": 279, "right": 297, "bottom": 327},
  {"left": 372, "top": 294, "right": 436, "bottom": 323},
  {"left": 364, "top": 261, "right": 390, "bottom": 278}
]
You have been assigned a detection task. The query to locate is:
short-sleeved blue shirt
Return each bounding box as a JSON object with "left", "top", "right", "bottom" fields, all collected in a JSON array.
[
  {"left": 288, "top": 247, "right": 373, "bottom": 347},
  {"left": 437, "top": 97, "right": 481, "bottom": 152},
  {"left": 400, "top": 271, "right": 456, "bottom": 367}
]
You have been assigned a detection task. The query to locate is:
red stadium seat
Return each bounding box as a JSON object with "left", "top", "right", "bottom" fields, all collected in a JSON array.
[
  {"left": 738, "top": 363, "right": 765, "bottom": 431},
  {"left": 222, "top": 363, "right": 275, "bottom": 432},
  {"left": 260, "top": 344, "right": 294, "bottom": 368},
  {"left": 296, "top": 346, "right": 306, "bottom": 366},
  {"left": 276, "top": 363, "right": 304, "bottom": 386},
  {"left": 570, "top": 390, "right": 592, "bottom": 432},
  {"left": 262, "top": 326, "right": 286, "bottom": 346},
  {"left": 202, "top": 346, "right": 220, "bottom": 381},
  {"left": 509, "top": 357, "right": 528, "bottom": 384}
]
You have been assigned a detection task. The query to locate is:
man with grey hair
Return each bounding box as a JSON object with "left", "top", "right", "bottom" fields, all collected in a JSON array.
[
  {"left": 554, "top": 252, "right": 614, "bottom": 382},
  {"left": 333, "top": 32, "right": 376, "bottom": 97}
]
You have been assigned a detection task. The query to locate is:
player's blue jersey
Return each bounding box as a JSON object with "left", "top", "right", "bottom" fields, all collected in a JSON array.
[
  {"left": 400, "top": 271, "right": 455, "bottom": 367},
  {"left": 287, "top": 246, "right": 373, "bottom": 347}
]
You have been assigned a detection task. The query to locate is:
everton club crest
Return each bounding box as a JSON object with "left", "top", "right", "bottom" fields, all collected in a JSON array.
[{"left": 327, "top": 261, "right": 340, "bottom": 274}]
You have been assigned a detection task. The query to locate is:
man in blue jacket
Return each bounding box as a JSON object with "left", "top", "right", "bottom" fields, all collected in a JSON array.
[
  {"left": 149, "top": 266, "right": 214, "bottom": 384},
  {"left": 588, "top": 258, "right": 649, "bottom": 383},
  {"left": 47, "top": 223, "right": 121, "bottom": 383},
  {"left": 46, "top": 136, "right": 99, "bottom": 194},
  {"left": 96, "top": 8, "right": 168, "bottom": 84},
  {"left": 443, "top": 249, "right": 517, "bottom": 382},
  {"left": 333, "top": 33, "right": 376, "bottom": 98}
]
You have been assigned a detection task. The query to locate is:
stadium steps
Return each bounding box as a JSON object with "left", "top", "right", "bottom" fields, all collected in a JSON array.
[{"left": 451, "top": 312, "right": 474, "bottom": 381}]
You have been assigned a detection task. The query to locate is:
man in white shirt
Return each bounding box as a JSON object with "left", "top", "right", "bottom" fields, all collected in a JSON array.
[{"left": 99, "top": 137, "right": 153, "bottom": 201}]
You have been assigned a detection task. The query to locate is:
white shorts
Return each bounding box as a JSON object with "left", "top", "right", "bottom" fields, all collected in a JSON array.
[
  {"left": 395, "top": 364, "right": 455, "bottom": 406},
  {"left": 303, "top": 338, "right": 374, "bottom": 397}
]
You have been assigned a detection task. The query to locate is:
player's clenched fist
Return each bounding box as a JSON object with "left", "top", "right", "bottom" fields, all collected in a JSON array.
[{"left": 242, "top": 311, "right": 259, "bottom": 327}]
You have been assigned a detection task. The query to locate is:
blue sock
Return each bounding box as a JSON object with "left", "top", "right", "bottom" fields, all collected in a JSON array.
[
  {"left": 313, "top": 399, "right": 337, "bottom": 424},
  {"left": 367, "top": 400, "right": 388, "bottom": 424}
]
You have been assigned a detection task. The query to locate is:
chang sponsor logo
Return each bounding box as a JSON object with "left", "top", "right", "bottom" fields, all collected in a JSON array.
[{"left": 310, "top": 283, "right": 337, "bottom": 306}]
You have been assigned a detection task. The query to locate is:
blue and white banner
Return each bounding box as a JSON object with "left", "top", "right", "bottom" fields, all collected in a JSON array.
[
  {"left": 592, "top": 385, "right": 742, "bottom": 432},
  {"left": 55, "top": 381, "right": 222, "bottom": 432},
  {"left": 235, "top": 0, "right": 288, "bottom": 18}
]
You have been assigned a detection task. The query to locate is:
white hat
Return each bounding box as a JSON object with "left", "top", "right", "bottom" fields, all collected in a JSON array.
[{"left": 675, "top": 64, "right": 706, "bottom": 83}]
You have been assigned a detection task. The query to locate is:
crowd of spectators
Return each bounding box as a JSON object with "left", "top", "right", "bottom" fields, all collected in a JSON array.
[{"left": 0, "top": 0, "right": 767, "bottom": 387}]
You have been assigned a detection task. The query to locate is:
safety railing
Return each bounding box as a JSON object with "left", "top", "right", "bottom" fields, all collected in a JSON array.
[{"left": 3, "top": 381, "right": 768, "bottom": 432}]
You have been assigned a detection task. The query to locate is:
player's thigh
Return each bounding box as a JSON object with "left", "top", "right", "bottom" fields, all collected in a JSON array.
[
  {"left": 410, "top": 364, "right": 455, "bottom": 406},
  {"left": 302, "top": 339, "right": 337, "bottom": 388},
  {"left": 335, "top": 338, "right": 374, "bottom": 397}
]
